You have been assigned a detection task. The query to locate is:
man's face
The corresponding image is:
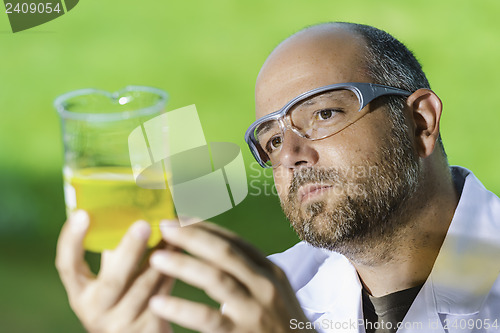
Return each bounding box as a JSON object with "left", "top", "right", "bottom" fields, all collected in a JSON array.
[{"left": 255, "top": 27, "right": 421, "bottom": 257}]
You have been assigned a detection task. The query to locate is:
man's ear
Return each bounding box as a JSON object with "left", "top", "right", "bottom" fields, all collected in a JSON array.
[{"left": 406, "top": 89, "right": 443, "bottom": 158}]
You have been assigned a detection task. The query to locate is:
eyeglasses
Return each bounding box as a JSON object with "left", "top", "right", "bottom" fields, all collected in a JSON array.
[{"left": 245, "top": 82, "right": 413, "bottom": 168}]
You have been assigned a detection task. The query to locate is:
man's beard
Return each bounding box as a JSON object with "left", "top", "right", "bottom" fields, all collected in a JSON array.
[{"left": 280, "top": 114, "right": 421, "bottom": 262}]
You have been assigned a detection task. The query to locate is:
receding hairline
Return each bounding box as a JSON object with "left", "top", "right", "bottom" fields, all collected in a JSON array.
[
  {"left": 269, "top": 22, "right": 367, "bottom": 56},
  {"left": 257, "top": 22, "right": 371, "bottom": 89},
  {"left": 290, "top": 22, "right": 363, "bottom": 37}
]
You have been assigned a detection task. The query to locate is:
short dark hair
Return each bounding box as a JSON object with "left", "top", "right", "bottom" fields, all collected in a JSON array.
[{"left": 333, "top": 22, "right": 446, "bottom": 157}]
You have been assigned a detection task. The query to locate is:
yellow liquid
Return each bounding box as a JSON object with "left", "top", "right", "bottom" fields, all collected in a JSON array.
[{"left": 65, "top": 167, "right": 176, "bottom": 252}]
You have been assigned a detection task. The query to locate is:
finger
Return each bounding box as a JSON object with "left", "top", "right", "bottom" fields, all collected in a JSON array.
[
  {"left": 151, "top": 250, "right": 250, "bottom": 306},
  {"left": 197, "top": 222, "right": 287, "bottom": 285},
  {"left": 136, "top": 310, "right": 172, "bottom": 333},
  {"left": 197, "top": 222, "right": 276, "bottom": 270},
  {"left": 99, "top": 250, "right": 112, "bottom": 272},
  {"left": 136, "top": 241, "right": 181, "bottom": 276},
  {"left": 155, "top": 274, "right": 176, "bottom": 296},
  {"left": 130, "top": 279, "right": 176, "bottom": 333},
  {"left": 96, "top": 220, "right": 152, "bottom": 309},
  {"left": 160, "top": 221, "right": 271, "bottom": 297},
  {"left": 55, "top": 210, "right": 93, "bottom": 298},
  {"left": 107, "top": 294, "right": 173, "bottom": 333},
  {"left": 149, "top": 295, "right": 233, "bottom": 333},
  {"left": 110, "top": 266, "right": 166, "bottom": 320}
]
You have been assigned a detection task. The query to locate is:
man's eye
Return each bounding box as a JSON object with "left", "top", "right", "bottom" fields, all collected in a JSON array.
[
  {"left": 266, "top": 135, "right": 282, "bottom": 152},
  {"left": 315, "top": 109, "right": 338, "bottom": 120}
]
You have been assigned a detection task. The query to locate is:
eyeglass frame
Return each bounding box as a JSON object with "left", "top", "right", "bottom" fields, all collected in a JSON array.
[{"left": 244, "top": 82, "right": 413, "bottom": 168}]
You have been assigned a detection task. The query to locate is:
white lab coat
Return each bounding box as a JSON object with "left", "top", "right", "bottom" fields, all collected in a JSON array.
[{"left": 269, "top": 166, "right": 500, "bottom": 332}]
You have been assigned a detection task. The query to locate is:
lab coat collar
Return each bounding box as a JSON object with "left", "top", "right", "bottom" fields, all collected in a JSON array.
[
  {"left": 295, "top": 250, "right": 364, "bottom": 332},
  {"left": 429, "top": 166, "right": 500, "bottom": 315},
  {"left": 295, "top": 250, "right": 362, "bottom": 314}
]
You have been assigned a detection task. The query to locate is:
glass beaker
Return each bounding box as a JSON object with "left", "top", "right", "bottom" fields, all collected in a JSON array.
[{"left": 55, "top": 86, "right": 175, "bottom": 252}]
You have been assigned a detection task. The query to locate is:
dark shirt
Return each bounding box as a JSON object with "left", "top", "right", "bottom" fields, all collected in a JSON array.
[{"left": 362, "top": 284, "right": 424, "bottom": 333}]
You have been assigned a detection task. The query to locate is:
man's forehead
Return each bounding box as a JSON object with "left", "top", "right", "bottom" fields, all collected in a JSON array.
[{"left": 255, "top": 25, "right": 368, "bottom": 118}]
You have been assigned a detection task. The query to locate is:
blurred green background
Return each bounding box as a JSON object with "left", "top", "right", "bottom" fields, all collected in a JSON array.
[{"left": 1, "top": 0, "right": 499, "bottom": 332}]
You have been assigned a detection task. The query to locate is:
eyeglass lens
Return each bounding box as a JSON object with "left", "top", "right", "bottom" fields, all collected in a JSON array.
[{"left": 254, "top": 88, "right": 361, "bottom": 167}]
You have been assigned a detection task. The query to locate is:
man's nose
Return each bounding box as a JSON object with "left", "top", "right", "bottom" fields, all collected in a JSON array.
[{"left": 279, "top": 130, "right": 319, "bottom": 169}]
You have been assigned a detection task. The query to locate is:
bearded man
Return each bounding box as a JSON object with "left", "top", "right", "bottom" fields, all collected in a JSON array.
[{"left": 56, "top": 22, "right": 500, "bottom": 333}]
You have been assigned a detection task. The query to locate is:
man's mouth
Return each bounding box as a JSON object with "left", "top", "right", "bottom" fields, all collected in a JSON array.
[{"left": 298, "top": 183, "right": 334, "bottom": 203}]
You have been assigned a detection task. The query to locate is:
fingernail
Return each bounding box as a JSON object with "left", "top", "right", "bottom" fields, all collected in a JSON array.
[
  {"left": 160, "top": 219, "right": 180, "bottom": 228},
  {"left": 159, "top": 220, "right": 180, "bottom": 236},
  {"left": 70, "top": 210, "right": 89, "bottom": 233},
  {"left": 150, "top": 251, "right": 170, "bottom": 268},
  {"left": 130, "top": 220, "right": 151, "bottom": 240},
  {"left": 150, "top": 295, "right": 168, "bottom": 312}
]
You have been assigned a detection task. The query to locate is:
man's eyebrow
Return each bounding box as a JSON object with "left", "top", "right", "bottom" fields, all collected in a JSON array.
[
  {"left": 255, "top": 91, "right": 341, "bottom": 138},
  {"left": 255, "top": 121, "right": 278, "bottom": 137},
  {"left": 303, "top": 91, "right": 337, "bottom": 106}
]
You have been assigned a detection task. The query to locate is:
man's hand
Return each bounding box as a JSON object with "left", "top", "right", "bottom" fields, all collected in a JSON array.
[
  {"left": 148, "top": 220, "right": 315, "bottom": 333},
  {"left": 55, "top": 210, "right": 173, "bottom": 333}
]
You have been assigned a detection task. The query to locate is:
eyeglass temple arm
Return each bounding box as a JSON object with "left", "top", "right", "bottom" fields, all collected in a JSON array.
[{"left": 357, "top": 84, "right": 413, "bottom": 109}]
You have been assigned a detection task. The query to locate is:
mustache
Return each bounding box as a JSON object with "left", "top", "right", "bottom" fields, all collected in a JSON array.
[{"left": 287, "top": 167, "right": 347, "bottom": 201}]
